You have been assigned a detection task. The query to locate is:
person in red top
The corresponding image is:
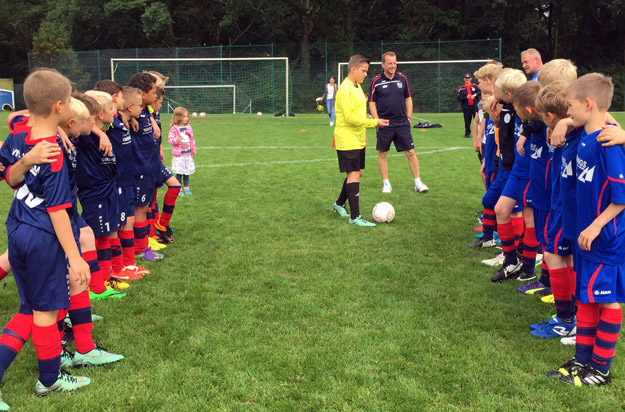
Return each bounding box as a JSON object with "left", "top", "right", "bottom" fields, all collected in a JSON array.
[{"left": 457, "top": 73, "right": 481, "bottom": 138}]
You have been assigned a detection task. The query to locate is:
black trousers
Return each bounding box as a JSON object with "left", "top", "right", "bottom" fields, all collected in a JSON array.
[{"left": 462, "top": 106, "right": 475, "bottom": 136}]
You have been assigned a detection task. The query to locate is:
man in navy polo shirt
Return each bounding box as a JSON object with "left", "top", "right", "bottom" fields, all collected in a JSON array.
[
  {"left": 457, "top": 73, "right": 481, "bottom": 138},
  {"left": 369, "top": 51, "right": 428, "bottom": 193}
]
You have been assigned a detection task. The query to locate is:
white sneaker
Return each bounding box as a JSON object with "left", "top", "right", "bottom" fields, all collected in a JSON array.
[
  {"left": 561, "top": 336, "right": 576, "bottom": 346},
  {"left": 415, "top": 181, "right": 429, "bottom": 193},
  {"left": 381, "top": 184, "right": 392, "bottom": 193},
  {"left": 330, "top": 121, "right": 334, "bottom": 126},
  {"left": 482, "top": 252, "right": 504, "bottom": 266}
]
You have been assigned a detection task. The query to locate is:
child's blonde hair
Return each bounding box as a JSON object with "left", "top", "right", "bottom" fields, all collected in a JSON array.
[
  {"left": 23, "top": 68, "right": 72, "bottom": 116},
  {"left": 171, "top": 106, "right": 189, "bottom": 127},
  {"left": 566, "top": 73, "right": 614, "bottom": 112},
  {"left": 84, "top": 90, "right": 113, "bottom": 113},
  {"left": 535, "top": 80, "right": 569, "bottom": 118},
  {"left": 69, "top": 97, "right": 90, "bottom": 121},
  {"left": 537, "top": 59, "right": 577, "bottom": 87},
  {"left": 481, "top": 95, "right": 495, "bottom": 115},
  {"left": 147, "top": 70, "right": 169, "bottom": 88},
  {"left": 512, "top": 81, "right": 540, "bottom": 109},
  {"left": 474, "top": 61, "right": 503, "bottom": 81},
  {"left": 494, "top": 68, "right": 527, "bottom": 95}
]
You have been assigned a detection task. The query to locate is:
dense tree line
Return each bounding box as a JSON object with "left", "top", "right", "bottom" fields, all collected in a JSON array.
[{"left": 0, "top": 0, "right": 623, "bottom": 108}]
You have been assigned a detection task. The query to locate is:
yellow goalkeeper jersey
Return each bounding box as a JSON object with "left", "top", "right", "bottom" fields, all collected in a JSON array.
[{"left": 334, "top": 77, "right": 378, "bottom": 151}]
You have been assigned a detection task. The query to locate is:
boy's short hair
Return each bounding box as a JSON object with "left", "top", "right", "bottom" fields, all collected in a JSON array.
[
  {"left": 521, "top": 48, "right": 542, "bottom": 59},
  {"left": 381, "top": 51, "right": 396, "bottom": 63},
  {"left": 535, "top": 80, "right": 569, "bottom": 118},
  {"left": 128, "top": 73, "right": 157, "bottom": 93},
  {"left": 481, "top": 95, "right": 495, "bottom": 114},
  {"left": 566, "top": 73, "right": 614, "bottom": 112},
  {"left": 146, "top": 70, "right": 169, "bottom": 88},
  {"left": 72, "top": 92, "right": 99, "bottom": 116},
  {"left": 536, "top": 59, "right": 577, "bottom": 87},
  {"left": 494, "top": 68, "right": 527, "bottom": 95},
  {"left": 122, "top": 86, "right": 142, "bottom": 106},
  {"left": 93, "top": 80, "right": 122, "bottom": 96},
  {"left": 474, "top": 61, "right": 503, "bottom": 81},
  {"left": 23, "top": 68, "right": 72, "bottom": 116},
  {"left": 348, "top": 54, "right": 370, "bottom": 72},
  {"left": 68, "top": 97, "right": 90, "bottom": 121},
  {"left": 84, "top": 90, "right": 113, "bottom": 113},
  {"left": 512, "top": 81, "right": 540, "bottom": 109},
  {"left": 155, "top": 87, "right": 165, "bottom": 100}
]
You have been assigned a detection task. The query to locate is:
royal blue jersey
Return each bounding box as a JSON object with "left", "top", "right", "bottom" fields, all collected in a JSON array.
[
  {"left": 527, "top": 120, "right": 551, "bottom": 210},
  {"left": 130, "top": 107, "right": 155, "bottom": 175},
  {"left": 560, "top": 128, "right": 583, "bottom": 240},
  {"left": 576, "top": 129, "right": 625, "bottom": 264},
  {"left": 75, "top": 131, "right": 116, "bottom": 200},
  {"left": 484, "top": 118, "right": 496, "bottom": 174},
  {"left": 2, "top": 129, "right": 72, "bottom": 237},
  {"left": 369, "top": 72, "right": 411, "bottom": 126},
  {"left": 107, "top": 112, "right": 134, "bottom": 187},
  {"left": 498, "top": 103, "right": 517, "bottom": 171},
  {"left": 511, "top": 119, "right": 531, "bottom": 178},
  {"left": 550, "top": 146, "right": 564, "bottom": 212}
]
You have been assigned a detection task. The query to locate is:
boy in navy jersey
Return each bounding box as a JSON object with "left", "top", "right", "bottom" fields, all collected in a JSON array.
[
  {"left": 127, "top": 73, "right": 164, "bottom": 260},
  {"left": 549, "top": 74, "right": 625, "bottom": 386},
  {"left": 1, "top": 69, "right": 90, "bottom": 402}
]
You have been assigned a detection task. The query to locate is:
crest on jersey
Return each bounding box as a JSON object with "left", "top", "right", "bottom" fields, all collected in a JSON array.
[
  {"left": 397, "top": 82, "right": 403, "bottom": 89},
  {"left": 504, "top": 113, "right": 511, "bottom": 124}
]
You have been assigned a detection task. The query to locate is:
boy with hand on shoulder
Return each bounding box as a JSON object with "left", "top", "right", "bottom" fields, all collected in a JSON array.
[
  {"left": 549, "top": 73, "right": 625, "bottom": 386},
  {"left": 332, "top": 54, "right": 389, "bottom": 226}
]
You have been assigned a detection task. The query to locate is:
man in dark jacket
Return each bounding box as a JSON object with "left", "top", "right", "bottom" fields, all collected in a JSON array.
[{"left": 457, "top": 73, "right": 481, "bottom": 138}]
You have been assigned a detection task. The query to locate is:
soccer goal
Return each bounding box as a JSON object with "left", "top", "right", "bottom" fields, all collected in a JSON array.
[
  {"left": 338, "top": 59, "right": 491, "bottom": 113},
  {"left": 110, "top": 57, "right": 289, "bottom": 115}
]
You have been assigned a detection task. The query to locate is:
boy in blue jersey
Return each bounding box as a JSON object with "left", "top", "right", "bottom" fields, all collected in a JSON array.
[
  {"left": 1, "top": 69, "right": 90, "bottom": 403},
  {"left": 127, "top": 73, "right": 164, "bottom": 260},
  {"left": 549, "top": 73, "right": 625, "bottom": 386}
]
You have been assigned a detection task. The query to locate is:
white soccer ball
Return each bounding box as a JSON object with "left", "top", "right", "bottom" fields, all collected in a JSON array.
[
  {"left": 192, "top": 112, "right": 198, "bottom": 117},
  {"left": 257, "top": 112, "right": 262, "bottom": 117},
  {"left": 199, "top": 112, "right": 206, "bottom": 117},
  {"left": 372, "top": 202, "right": 395, "bottom": 223}
]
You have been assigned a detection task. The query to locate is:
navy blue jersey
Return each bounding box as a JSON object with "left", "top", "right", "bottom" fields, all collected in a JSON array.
[
  {"left": 369, "top": 72, "right": 411, "bottom": 126},
  {"left": 576, "top": 129, "right": 625, "bottom": 264},
  {"left": 3, "top": 130, "right": 72, "bottom": 237},
  {"left": 498, "top": 103, "right": 517, "bottom": 171},
  {"left": 511, "top": 119, "right": 531, "bottom": 178},
  {"left": 75, "top": 131, "right": 116, "bottom": 200},
  {"left": 130, "top": 106, "right": 155, "bottom": 175},
  {"left": 151, "top": 109, "right": 163, "bottom": 174},
  {"left": 60, "top": 137, "right": 80, "bottom": 221},
  {"left": 527, "top": 121, "right": 551, "bottom": 210},
  {"left": 561, "top": 128, "right": 583, "bottom": 240},
  {"left": 484, "top": 118, "right": 496, "bottom": 174},
  {"left": 107, "top": 112, "right": 134, "bottom": 187},
  {"left": 0, "top": 115, "right": 29, "bottom": 180}
]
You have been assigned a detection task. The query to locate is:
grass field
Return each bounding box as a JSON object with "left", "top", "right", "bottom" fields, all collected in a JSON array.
[{"left": 1, "top": 110, "right": 625, "bottom": 411}]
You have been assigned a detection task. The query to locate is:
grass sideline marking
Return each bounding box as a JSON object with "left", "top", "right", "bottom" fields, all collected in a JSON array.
[
  {"left": 196, "top": 145, "right": 450, "bottom": 150},
  {"left": 196, "top": 146, "right": 470, "bottom": 168}
]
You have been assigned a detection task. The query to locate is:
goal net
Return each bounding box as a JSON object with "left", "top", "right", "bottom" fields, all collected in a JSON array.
[
  {"left": 338, "top": 59, "right": 491, "bottom": 113},
  {"left": 111, "top": 57, "right": 289, "bottom": 114}
]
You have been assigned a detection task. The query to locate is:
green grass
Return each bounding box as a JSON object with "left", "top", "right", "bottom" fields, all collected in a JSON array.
[{"left": 0, "top": 111, "right": 625, "bottom": 411}]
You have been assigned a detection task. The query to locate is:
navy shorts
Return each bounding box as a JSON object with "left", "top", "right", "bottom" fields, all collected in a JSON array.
[
  {"left": 134, "top": 174, "right": 155, "bottom": 207},
  {"left": 501, "top": 175, "right": 531, "bottom": 209},
  {"left": 81, "top": 189, "right": 120, "bottom": 237},
  {"left": 533, "top": 207, "right": 549, "bottom": 245},
  {"left": 155, "top": 162, "right": 173, "bottom": 188},
  {"left": 337, "top": 148, "right": 366, "bottom": 173},
  {"left": 575, "top": 256, "right": 625, "bottom": 304},
  {"left": 376, "top": 126, "right": 414, "bottom": 152},
  {"left": 118, "top": 184, "right": 135, "bottom": 226},
  {"left": 545, "top": 209, "right": 572, "bottom": 256},
  {"left": 8, "top": 224, "right": 70, "bottom": 313}
]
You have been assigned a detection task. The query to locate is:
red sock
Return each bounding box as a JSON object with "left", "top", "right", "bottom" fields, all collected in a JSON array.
[
  {"left": 134, "top": 220, "right": 149, "bottom": 254},
  {"left": 119, "top": 229, "right": 135, "bottom": 266},
  {"left": 498, "top": 221, "right": 516, "bottom": 263},
  {"left": 84, "top": 249, "right": 106, "bottom": 294},
  {"left": 521, "top": 226, "right": 539, "bottom": 273},
  {"left": 0, "top": 266, "right": 8, "bottom": 281},
  {"left": 32, "top": 323, "right": 61, "bottom": 386},
  {"left": 158, "top": 186, "right": 180, "bottom": 228},
  {"left": 95, "top": 236, "right": 112, "bottom": 281},
  {"left": 576, "top": 303, "right": 601, "bottom": 365},
  {"left": 592, "top": 307, "right": 623, "bottom": 373},
  {"left": 0, "top": 313, "right": 32, "bottom": 354},
  {"left": 69, "top": 292, "right": 95, "bottom": 354},
  {"left": 511, "top": 216, "right": 524, "bottom": 248},
  {"left": 110, "top": 236, "right": 123, "bottom": 274},
  {"left": 568, "top": 266, "right": 577, "bottom": 298}
]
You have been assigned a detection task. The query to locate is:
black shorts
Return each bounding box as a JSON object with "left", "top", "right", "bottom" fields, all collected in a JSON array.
[
  {"left": 376, "top": 126, "right": 414, "bottom": 152},
  {"left": 337, "top": 148, "right": 366, "bottom": 173}
]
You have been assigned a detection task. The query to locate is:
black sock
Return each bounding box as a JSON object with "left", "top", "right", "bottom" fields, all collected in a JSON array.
[
  {"left": 346, "top": 182, "right": 360, "bottom": 219},
  {"left": 336, "top": 178, "right": 347, "bottom": 206}
]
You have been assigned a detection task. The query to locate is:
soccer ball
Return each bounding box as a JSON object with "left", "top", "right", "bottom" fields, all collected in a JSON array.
[
  {"left": 192, "top": 112, "right": 198, "bottom": 117},
  {"left": 372, "top": 202, "right": 395, "bottom": 223},
  {"left": 257, "top": 112, "right": 262, "bottom": 117},
  {"left": 199, "top": 112, "right": 206, "bottom": 117}
]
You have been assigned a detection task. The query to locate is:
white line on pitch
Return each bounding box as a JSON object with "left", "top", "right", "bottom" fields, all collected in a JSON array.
[
  {"left": 195, "top": 147, "right": 470, "bottom": 168},
  {"left": 196, "top": 145, "right": 453, "bottom": 150}
]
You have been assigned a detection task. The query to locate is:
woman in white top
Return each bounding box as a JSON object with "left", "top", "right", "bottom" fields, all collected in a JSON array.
[{"left": 322, "top": 76, "right": 338, "bottom": 126}]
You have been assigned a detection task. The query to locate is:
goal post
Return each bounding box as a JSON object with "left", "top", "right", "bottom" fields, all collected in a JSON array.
[
  {"left": 110, "top": 57, "right": 289, "bottom": 115},
  {"left": 338, "top": 59, "right": 491, "bottom": 113}
]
